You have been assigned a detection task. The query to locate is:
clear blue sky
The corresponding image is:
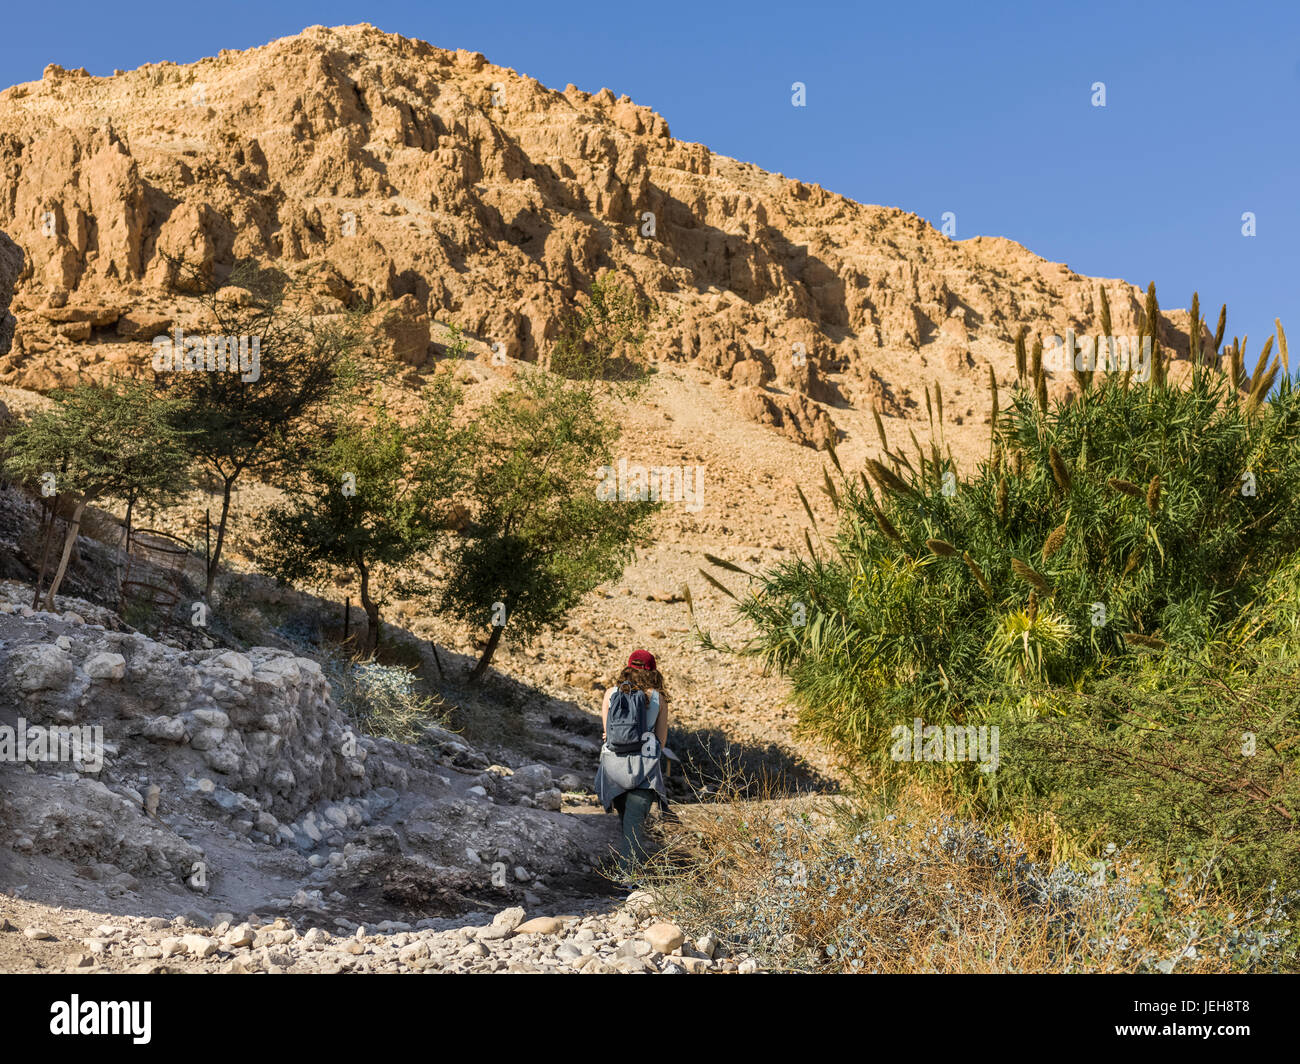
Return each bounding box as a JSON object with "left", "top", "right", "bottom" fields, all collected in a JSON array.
[{"left": 4, "top": 0, "right": 1297, "bottom": 361}]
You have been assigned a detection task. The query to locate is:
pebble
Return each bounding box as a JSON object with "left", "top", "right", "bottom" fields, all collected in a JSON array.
[
  {"left": 224, "top": 925, "right": 255, "bottom": 948},
  {"left": 181, "top": 934, "right": 217, "bottom": 958},
  {"left": 644, "top": 922, "right": 685, "bottom": 954},
  {"left": 514, "top": 916, "right": 564, "bottom": 936}
]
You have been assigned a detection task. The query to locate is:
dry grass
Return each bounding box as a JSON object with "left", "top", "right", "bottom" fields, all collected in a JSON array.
[{"left": 642, "top": 784, "right": 1295, "bottom": 973}]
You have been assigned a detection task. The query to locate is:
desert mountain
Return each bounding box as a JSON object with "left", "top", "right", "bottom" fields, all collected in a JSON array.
[{"left": 0, "top": 23, "right": 1196, "bottom": 455}]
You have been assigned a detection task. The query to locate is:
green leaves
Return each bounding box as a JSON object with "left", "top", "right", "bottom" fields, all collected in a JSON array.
[
  {"left": 3, "top": 380, "right": 191, "bottom": 505},
  {"left": 258, "top": 375, "right": 471, "bottom": 652},
  {"left": 702, "top": 320, "right": 1300, "bottom": 790},
  {"left": 438, "top": 358, "right": 659, "bottom": 679}
]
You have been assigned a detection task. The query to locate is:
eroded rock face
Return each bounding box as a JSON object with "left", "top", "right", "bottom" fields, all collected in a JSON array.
[
  {"left": 0, "top": 25, "right": 1194, "bottom": 448},
  {"left": 0, "top": 584, "right": 618, "bottom": 907},
  {"left": 0, "top": 625, "right": 370, "bottom": 824},
  {"left": 0, "top": 228, "right": 21, "bottom": 358}
]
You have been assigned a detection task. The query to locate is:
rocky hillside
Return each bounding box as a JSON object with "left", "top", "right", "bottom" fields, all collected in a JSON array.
[{"left": 0, "top": 23, "right": 1198, "bottom": 453}]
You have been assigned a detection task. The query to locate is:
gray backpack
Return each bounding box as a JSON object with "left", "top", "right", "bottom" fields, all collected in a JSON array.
[{"left": 606, "top": 683, "right": 648, "bottom": 754}]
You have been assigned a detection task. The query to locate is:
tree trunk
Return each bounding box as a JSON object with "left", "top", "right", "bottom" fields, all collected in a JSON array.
[
  {"left": 31, "top": 495, "right": 58, "bottom": 610},
  {"left": 358, "top": 560, "right": 381, "bottom": 656},
  {"left": 44, "top": 498, "right": 87, "bottom": 610},
  {"left": 468, "top": 624, "right": 504, "bottom": 684},
  {"left": 204, "top": 477, "right": 235, "bottom": 602},
  {"left": 117, "top": 496, "right": 135, "bottom": 610},
  {"left": 468, "top": 598, "right": 512, "bottom": 684}
]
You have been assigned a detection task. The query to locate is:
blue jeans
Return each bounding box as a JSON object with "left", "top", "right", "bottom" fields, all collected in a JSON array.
[{"left": 612, "top": 788, "right": 656, "bottom": 874}]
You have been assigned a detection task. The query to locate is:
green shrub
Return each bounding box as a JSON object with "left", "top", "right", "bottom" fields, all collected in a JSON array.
[
  {"left": 699, "top": 319, "right": 1300, "bottom": 777},
  {"left": 999, "top": 660, "right": 1300, "bottom": 897},
  {"left": 696, "top": 305, "right": 1300, "bottom": 897}
]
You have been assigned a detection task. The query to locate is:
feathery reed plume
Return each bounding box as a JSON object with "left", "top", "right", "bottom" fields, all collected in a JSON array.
[
  {"left": 1034, "top": 336, "right": 1048, "bottom": 410},
  {"left": 1213, "top": 304, "right": 1227, "bottom": 353},
  {"left": 1124, "top": 632, "right": 1167, "bottom": 650},
  {"left": 1122, "top": 546, "right": 1144, "bottom": 577},
  {"left": 1011, "top": 558, "right": 1052, "bottom": 594},
  {"left": 821, "top": 467, "right": 839, "bottom": 506},
  {"left": 867, "top": 458, "right": 914, "bottom": 498},
  {"left": 1042, "top": 522, "right": 1067, "bottom": 561},
  {"left": 908, "top": 428, "right": 926, "bottom": 473},
  {"left": 1249, "top": 337, "right": 1275, "bottom": 393},
  {"left": 795, "top": 484, "right": 818, "bottom": 528},
  {"left": 926, "top": 538, "right": 960, "bottom": 557},
  {"left": 697, "top": 568, "right": 737, "bottom": 600},
  {"left": 1277, "top": 319, "right": 1289, "bottom": 376},
  {"left": 1049, "top": 445, "right": 1072, "bottom": 493},
  {"left": 1146, "top": 474, "right": 1161, "bottom": 516},
  {"left": 1014, "top": 327, "right": 1027, "bottom": 382},
  {"left": 1144, "top": 282, "right": 1163, "bottom": 385},
  {"left": 1108, "top": 477, "right": 1144, "bottom": 497},
  {"left": 1245, "top": 357, "right": 1279, "bottom": 414},
  {"left": 1072, "top": 337, "right": 1088, "bottom": 393},
  {"left": 703, "top": 552, "right": 757, "bottom": 577},
  {"left": 1229, "top": 339, "right": 1246, "bottom": 391},
  {"left": 872, "top": 503, "right": 903, "bottom": 543},
  {"left": 828, "top": 443, "right": 843, "bottom": 476},
  {"left": 1027, "top": 591, "right": 1039, "bottom": 622}
]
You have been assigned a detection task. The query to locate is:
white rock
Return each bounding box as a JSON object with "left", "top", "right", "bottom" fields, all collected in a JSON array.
[
  {"left": 83, "top": 652, "right": 126, "bottom": 680},
  {"left": 644, "top": 922, "right": 685, "bottom": 954},
  {"left": 492, "top": 907, "right": 526, "bottom": 931},
  {"left": 181, "top": 934, "right": 217, "bottom": 958},
  {"left": 398, "top": 941, "right": 430, "bottom": 963}
]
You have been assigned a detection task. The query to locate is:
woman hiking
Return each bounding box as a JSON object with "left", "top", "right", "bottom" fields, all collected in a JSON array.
[{"left": 595, "top": 649, "right": 668, "bottom": 882}]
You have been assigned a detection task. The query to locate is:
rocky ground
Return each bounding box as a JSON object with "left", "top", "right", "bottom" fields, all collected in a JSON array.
[
  {"left": 0, "top": 561, "right": 770, "bottom": 974},
  {"left": 0, "top": 891, "right": 750, "bottom": 975}
]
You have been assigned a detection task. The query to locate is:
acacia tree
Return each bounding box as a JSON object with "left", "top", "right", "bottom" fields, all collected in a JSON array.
[
  {"left": 440, "top": 365, "right": 659, "bottom": 683},
  {"left": 257, "top": 375, "right": 470, "bottom": 654},
  {"left": 157, "top": 259, "right": 370, "bottom": 601},
  {"left": 1, "top": 381, "right": 191, "bottom": 609},
  {"left": 548, "top": 271, "right": 651, "bottom": 381}
]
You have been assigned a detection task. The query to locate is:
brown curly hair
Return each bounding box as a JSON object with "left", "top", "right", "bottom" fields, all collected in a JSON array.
[{"left": 614, "top": 665, "right": 667, "bottom": 702}]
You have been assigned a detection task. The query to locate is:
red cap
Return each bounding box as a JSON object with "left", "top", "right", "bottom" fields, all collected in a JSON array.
[{"left": 627, "top": 649, "right": 656, "bottom": 671}]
